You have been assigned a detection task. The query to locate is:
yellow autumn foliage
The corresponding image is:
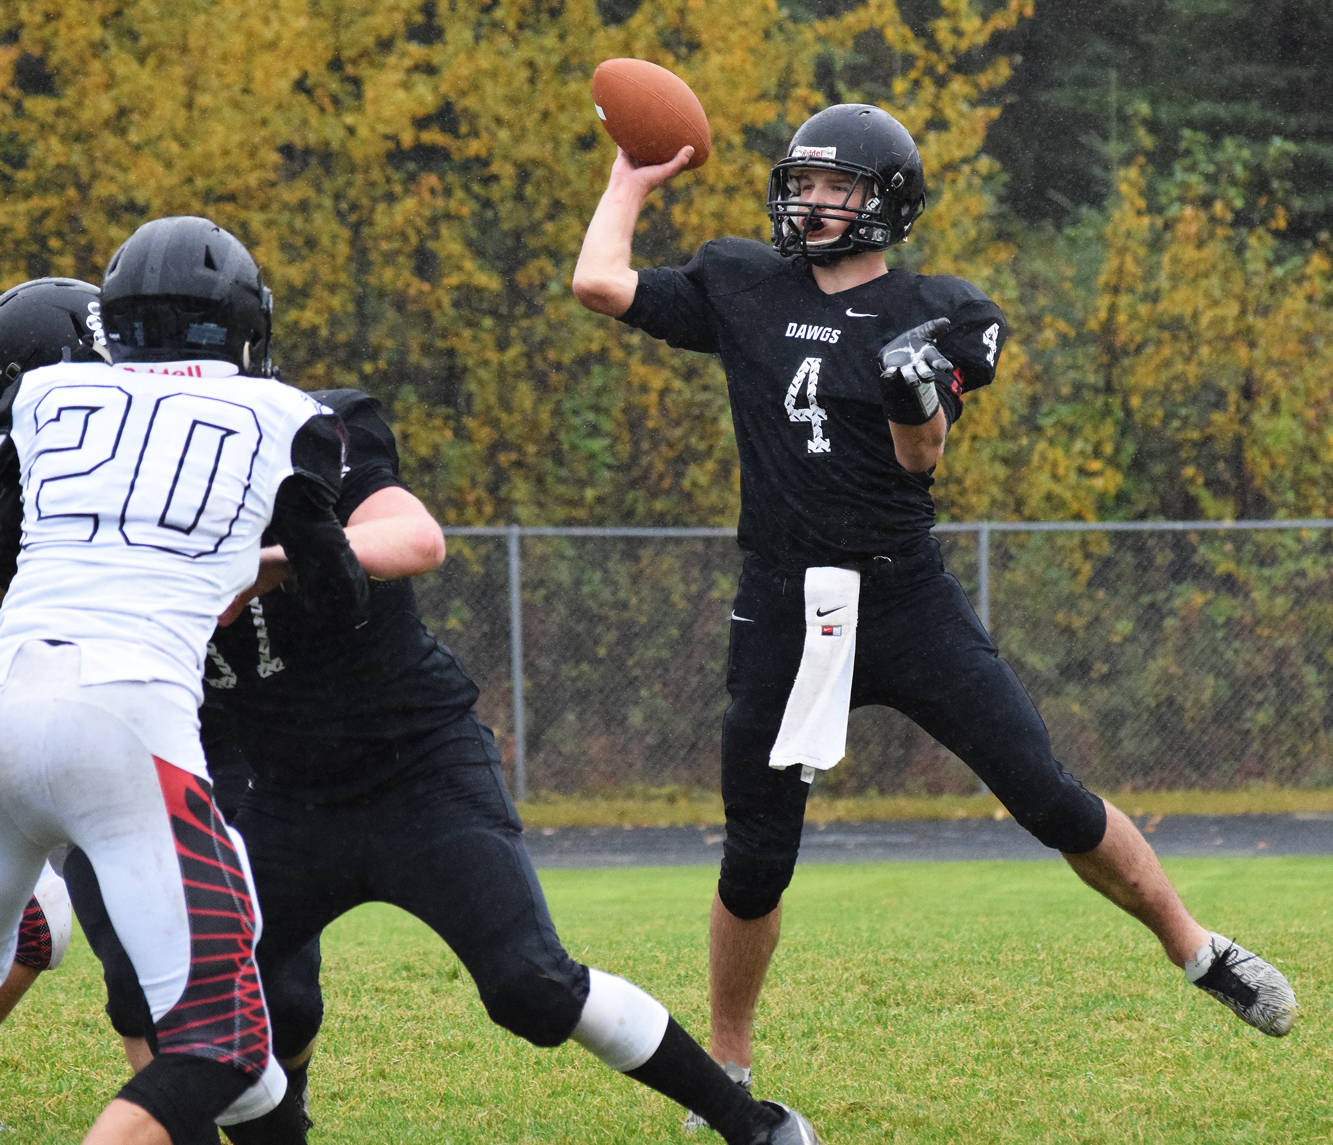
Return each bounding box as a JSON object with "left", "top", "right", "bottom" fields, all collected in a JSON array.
[{"left": 0, "top": 0, "right": 1028, "bottom": 526}]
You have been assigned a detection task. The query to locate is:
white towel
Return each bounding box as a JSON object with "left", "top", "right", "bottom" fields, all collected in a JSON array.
[{"left": 769, "top": 565, "right": 861, "bottom": 784}]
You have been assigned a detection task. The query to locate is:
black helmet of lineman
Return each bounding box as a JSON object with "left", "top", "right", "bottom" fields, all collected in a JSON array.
[
  {"left": 101, "top": 215, "right": 273, "bottom": 376},
  {"left": 0, "top": 277, "right": 108, "bottom": 384},
  {"left": 767, "top": 104, "right": 926, "bottom": 262}
]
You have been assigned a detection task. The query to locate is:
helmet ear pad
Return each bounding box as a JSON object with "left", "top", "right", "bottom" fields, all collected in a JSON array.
[{"left": 767, "top": 104, "right": 926, "bottom": 261}]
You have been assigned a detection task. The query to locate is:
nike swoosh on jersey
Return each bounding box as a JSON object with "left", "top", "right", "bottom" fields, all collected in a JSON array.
[
  {"left": 845, "top": 308, "right": 878, "bottom": 318},
  {"left": 815, "top": 605, "right": 845, "bottom": 617},
  {"left": 729, "top": 612, "right": 754, "bottom": 623}
]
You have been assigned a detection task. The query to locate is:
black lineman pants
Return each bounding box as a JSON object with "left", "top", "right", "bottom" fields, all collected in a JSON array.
[
  {"left": 232, "top": 718, "right": 590, "bottom": 1055},
  {"left": 717, "top": 538, "right": 1108, "bottom": 920}
]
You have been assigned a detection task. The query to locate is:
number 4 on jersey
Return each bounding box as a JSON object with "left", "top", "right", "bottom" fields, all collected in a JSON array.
[{"left": 785, "top": 356, "right": 830, "bottom": 454}]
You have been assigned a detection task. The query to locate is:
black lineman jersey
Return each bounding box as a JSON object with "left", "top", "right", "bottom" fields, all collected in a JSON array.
[
  {"left": 623, "top": 238, "right": 1008, "bottom": 572},
  {"left": 201, "top": 389, "right": 481, "bottom": 783}
]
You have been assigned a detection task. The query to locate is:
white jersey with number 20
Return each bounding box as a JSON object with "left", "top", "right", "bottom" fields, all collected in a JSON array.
[{"left": 0, "top": 359, "right": 332, "bottom": 702}]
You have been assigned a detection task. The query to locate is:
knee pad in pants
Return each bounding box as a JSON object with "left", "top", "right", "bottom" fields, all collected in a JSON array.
[
  {"left": 1011, "top": 769, "right": 1107, "bottom": 855},
  {"left": 479, "top": 958, "right": 589, "bottom": 1047}
]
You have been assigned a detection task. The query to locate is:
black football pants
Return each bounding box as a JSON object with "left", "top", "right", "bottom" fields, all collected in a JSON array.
[
  {"left": 231, "top": 722, "right": 590, "bottom": 1055},
  {"left": 717, "top": 539, "right": 1108, "bottom": 920}
]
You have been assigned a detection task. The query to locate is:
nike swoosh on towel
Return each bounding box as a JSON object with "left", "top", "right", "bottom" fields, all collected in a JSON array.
[{"left": 815, "top": 605, "right": 845, "bottom": 617}]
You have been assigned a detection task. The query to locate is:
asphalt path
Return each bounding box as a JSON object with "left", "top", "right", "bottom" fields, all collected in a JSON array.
[{"left": 523, "top": 812, "right": 1333, "bottom": 869}]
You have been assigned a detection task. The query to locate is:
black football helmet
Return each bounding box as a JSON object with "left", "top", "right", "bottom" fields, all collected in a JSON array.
[
  {"left": 101, "top": 215, "right": 273, "bottom": 375},
  {"left": 0, "top": 277, "right": 108, "bottom": 384},
  {"left": 767, "top": 104, "right": 926, "bottom": 262}
]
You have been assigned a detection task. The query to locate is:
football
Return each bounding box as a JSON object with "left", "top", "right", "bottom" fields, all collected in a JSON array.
[{"left": 591, "top": 58, "right": 711, "bottom": 169}]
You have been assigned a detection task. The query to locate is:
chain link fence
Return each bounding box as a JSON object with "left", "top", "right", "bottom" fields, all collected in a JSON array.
[{"left": 412, "top": 521, "right": 1333, "bottom": 801}]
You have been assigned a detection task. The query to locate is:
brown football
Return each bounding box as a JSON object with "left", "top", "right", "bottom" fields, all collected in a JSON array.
[{"left": 591, "top": 58, "right": 711, "bottom": 169}]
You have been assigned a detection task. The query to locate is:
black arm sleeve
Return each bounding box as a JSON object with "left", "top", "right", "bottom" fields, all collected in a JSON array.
[
  {"left": 0, "top": 382, "right": 21, "bottom": 592},
  {"left": 269, "top": 414, "right": 370, "bottom": 625},
  {"left": 0, "top": 474, "right": 20, "bottom": 593}
]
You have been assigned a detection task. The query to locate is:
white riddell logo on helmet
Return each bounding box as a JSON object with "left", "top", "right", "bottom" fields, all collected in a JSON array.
[{"left": 792, "top": 145, "right": 836, "bottom": 160}]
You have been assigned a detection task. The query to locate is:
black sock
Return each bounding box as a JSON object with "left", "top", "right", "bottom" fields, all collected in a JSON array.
[
  {"left": 222, "top": 1059, "right": 311, "bottom": 1145},
  {"left": 282, "top": 1057, "right": 311, "bottom": 1125},
  {"left": 625, "top": 1017, "right": 780, "bottom": 1145}
]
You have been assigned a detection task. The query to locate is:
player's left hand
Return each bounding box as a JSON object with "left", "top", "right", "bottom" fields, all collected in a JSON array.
[
  {"left": 877, "top": 318, "right": 954, "bottom": 387},
  {"left": 876, "top": 318, "right": 954, "bottom": 422}
]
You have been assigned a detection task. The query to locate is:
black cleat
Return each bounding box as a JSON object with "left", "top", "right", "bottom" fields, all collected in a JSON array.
[{"left": 754, "top": 1101, "right": 820, "bottom": 1145}]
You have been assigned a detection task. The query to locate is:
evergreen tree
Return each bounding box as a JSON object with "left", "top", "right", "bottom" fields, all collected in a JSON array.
[{"left": 986, "top": 0, "right": 1333, "bottom": 238}]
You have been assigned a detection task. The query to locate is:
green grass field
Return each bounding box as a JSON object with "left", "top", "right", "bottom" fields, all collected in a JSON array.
[{"left": 4, "top": 857, "right": 1330, "bottom": 1143}]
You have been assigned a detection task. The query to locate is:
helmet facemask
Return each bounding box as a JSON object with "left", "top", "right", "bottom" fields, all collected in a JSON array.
[{"left": 767, "top": 158, "right": 897, "bottom": 262}]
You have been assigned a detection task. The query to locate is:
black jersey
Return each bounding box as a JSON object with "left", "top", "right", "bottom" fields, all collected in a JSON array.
[
  {"left": 201, "top": 389, "right": 481, "bottom": 782},
  {"left": 623, "top": 238, "right": 1008, "bottom": 571}
]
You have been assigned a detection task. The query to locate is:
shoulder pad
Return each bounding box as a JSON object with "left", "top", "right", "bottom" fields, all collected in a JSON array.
[
  {"left": 679, "top": 238, "right": 791, "bottom": 299},
  {"left": 912, "top": 273, "right": 1000, "bottom": 313},
  {"left": 311, "top": 387, "right": 400, "bottom": 476},
  {"left": 309, "top": 388, "right": 380, "bottom": 421}
]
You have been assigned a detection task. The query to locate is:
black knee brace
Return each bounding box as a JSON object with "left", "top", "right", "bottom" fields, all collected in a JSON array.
[
  {"left": 719, "top": 869, "right": 789, "bottom": 922},
  {"left": 716, "top": 785, "right": 805, "bottom": 922},
  {"left": 117, "top": 1053, "right": 250, "bottom": 1144}
]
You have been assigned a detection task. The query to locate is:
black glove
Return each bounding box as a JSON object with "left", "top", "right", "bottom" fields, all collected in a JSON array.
[{"left": 876, "top": 317, "right": 954, "bottom": 424}]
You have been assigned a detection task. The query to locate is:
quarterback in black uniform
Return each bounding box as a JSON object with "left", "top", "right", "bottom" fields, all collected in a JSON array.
[
  {"left": 573, "top": 102, "right": 1297, "bottom": 1105},
  {"left": 75, "top": 384, "right": 821, "bottom": 1145}
]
